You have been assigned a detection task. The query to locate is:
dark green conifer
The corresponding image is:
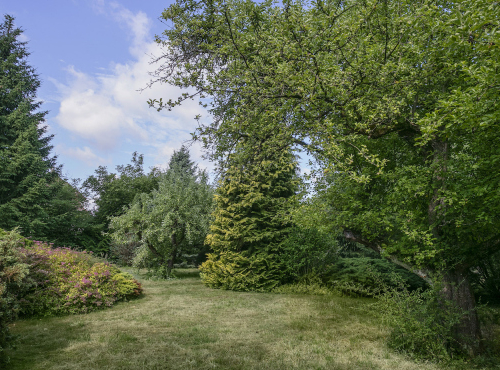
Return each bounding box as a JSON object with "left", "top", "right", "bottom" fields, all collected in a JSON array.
[
  {"left": 0, "top": 15, "right": 59, "bottom": 237},
  {"left": 167, "top": 145, "right": 196, "bottom": 176}
]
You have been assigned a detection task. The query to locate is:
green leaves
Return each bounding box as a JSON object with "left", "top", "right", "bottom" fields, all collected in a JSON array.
[{"left": 110, "top": 152, "right": 213, "bottom": 277}]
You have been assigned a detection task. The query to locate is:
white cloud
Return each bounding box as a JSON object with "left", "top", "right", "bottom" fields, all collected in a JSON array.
[
  {"left": 53, "top": 1, "right": 209, "bottom": 166},
  {"left": 18, "top": 33, "right": 30, "bottom": 43},
  {"left": 56, "top": 145, "right": 108, "bottom": 167}
]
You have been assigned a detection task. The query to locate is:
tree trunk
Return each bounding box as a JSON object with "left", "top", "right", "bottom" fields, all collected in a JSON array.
[
  {"left": 167, "top": 232, "right": 177, "bottom": 276},
  {"left": 427, "top": 139, "right": 482, "bottom": 354},
  {"left": 441, "top": 267, "right": 482, "bottom": 356}
]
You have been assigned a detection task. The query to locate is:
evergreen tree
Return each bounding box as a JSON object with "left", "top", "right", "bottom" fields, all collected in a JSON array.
[
  {"left": 200, "top": 144, "right": 298, "bottom": 291},
  {"left": 0, "top": 15, "right": 59, "bottom": 238},
  {"left": 167, "top": 145, "right": 196, "bottom": 176}
]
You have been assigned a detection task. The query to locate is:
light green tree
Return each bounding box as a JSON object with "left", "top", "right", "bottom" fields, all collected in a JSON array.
[
  {"left": 110, "top": 152, "right": 213, "bottom": 277},
  {"left": 200, "top": 142, "right": 298, "bottom": 291}
]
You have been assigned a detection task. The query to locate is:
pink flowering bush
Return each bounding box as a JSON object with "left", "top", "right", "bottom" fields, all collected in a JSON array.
[{"left": 17, "top": 241, "right": 142, "bottom": 316}]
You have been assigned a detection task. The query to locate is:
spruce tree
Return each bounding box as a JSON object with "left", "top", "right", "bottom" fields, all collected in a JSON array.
[
  {"left": 200, "top": 146, "right": 298, "bottom": 291},
  {"left": 0, "top": 15, "right": 59, "bottom": 237},
  {"left": 167, "top": 145, "right": 196, "bottom": 176}
]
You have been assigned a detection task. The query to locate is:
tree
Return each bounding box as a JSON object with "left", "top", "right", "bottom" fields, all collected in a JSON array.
[
  {"left": 42, "top": 179, "right": 96, "bottom": 249},
  {"left": 81, "top": 152, "right": 161, "bottom": 253},
  {"left": 168, "top": 145, "right": 197, "bottom": 177},
  {"left": 150, "top": 0, "right": 500, "bottom": 353},
  {"left": 200, "top": 139, "right": 298, "bottom": 291},
  {"left": 110, "top": 149, "right": 213, "bottom": 277},
  {"left": 0, "top": 15, "right": 61, "bottom": 239}
]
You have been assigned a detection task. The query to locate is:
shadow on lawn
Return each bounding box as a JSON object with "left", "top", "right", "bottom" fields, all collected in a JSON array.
[
  {"left": 173, "top": 268, "right": 200, "bottom": 279},
  {"left": 6, "top": 316, "right": 91, "bottom": 370}
]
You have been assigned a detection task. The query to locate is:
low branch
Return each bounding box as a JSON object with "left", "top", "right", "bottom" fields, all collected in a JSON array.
[{"left": 343, "top": 229, "right": 434, "bottom": 286}]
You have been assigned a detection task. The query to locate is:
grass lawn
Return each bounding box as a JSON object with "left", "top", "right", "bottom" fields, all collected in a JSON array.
[{"left": 3, "top": 268, "right": 489, "bottom": 370}]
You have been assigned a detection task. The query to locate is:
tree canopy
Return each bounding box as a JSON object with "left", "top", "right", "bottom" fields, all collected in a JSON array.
[{"left": 150, "top": 0, "right": 500, "bottom": 352}]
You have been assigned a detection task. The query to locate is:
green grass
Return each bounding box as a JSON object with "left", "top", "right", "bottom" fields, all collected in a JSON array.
[{"left": 3, "top": 269, "right": 495, "bottom": 370}]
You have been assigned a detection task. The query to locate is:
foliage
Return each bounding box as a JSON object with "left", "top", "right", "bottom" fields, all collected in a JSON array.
[
  {"left": 111, "top": 151, "right": 213, "bottom": 277},
  {"left": 321, "top": 258, "right": 428, "bottom": 297},
  {"left": 273, "top": 273, "right": 333, "bottom": 296},
  {"left": 377, "top": 278, "right": 467, "bottom": 362},
  {"left": 81, "top": 152, "right": 162, "bottom": 254},
  {"left": 200, "top": 145, "right": 297, "bottom": 291},
  {"left": 110, "top": 236, "right": 140, "bottom": 267},
  {"left": 151, "top": 0, "right": 500, "bottom": 352},
  {"left": 0, "top": 15, "right": 61, "bottom": 239},
  {"left": 470, "top": 251, "right": 500, "bottom": 304},
  {"left": 200, "top": 251, "right": 284, "bottom": 292},
  {"left": 279, "top": 226, "right": 338, "bottom": 283},
  {"left": 16, "top": 241, "right": 142, "bottom": 316},
  {"left": 0, "top": 229, "right": 30, "bottom": 359}
]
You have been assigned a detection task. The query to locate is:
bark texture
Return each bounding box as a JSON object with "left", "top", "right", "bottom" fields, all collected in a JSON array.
[{"left": 441, "top": 268, "right": 482, "bottom": 355}]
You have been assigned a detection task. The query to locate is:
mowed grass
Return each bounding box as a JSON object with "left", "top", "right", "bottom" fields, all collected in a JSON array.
[{"left": 5, "top": 269, "right": 446, "bottom": 370}]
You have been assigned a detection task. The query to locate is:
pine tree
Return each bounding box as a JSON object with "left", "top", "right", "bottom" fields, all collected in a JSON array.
[
  {"left": 0, "top": 15, "right": 59, "bottom": 237},
  {"left": 200, "top": 146, "right": 298, "bottom": 291},
  {"left": 167, "top": 145, "right": 196, "bottom": 176}
]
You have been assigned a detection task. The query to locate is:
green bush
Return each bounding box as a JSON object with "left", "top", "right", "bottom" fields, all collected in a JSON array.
[
  {"left": 320, "top": 257, "right": 428, "bottom": 297},
  {"left": 376, "top": 280, "right": 466, "bottom": 362},
  {"left": 200, "top": 251, "right": 284, "bottom": 292},
  {"left": 0, "top": 229, "right": 30, "bottom": 359},
  {"left": 279, "top": 227, "right": 338, "bottom": 283}
]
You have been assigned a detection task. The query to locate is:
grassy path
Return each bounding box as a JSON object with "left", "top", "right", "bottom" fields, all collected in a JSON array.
[{"left": 6, "top": 269, "right": 441, "bottom": 370}]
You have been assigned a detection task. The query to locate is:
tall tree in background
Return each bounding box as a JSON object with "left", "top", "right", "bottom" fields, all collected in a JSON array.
[
  {"left": 111, "top": 147, "right": 213, "bottom": 277},
  {"left": 168, "top": 145, "right": 197, "bottom": 177},
  {"left": 0, "top": 15, "right": 59, "bottom": 238},
  {"left": 150, "top": 0, "right": 500, "bottom": 352},
  {"left": 81, "top": 152, "right": 162, "bottom": 253}
]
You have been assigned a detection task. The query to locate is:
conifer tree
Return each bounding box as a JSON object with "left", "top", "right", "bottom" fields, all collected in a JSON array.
[
  {"left": 0, "top": 15, "right": 59, "bottom": 238},
  {"left": 167, "top": 145, "right": 196, "bottom": 176},
  {"left": 200, "top": 144, "right": 298, "bottom": 291}
]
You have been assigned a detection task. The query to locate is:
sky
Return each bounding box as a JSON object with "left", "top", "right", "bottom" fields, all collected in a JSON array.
[{"left": 3, "top": 0, "right": 213, "bottom": 182}]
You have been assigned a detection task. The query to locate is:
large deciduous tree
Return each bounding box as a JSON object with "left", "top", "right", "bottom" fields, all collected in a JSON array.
[{"left": 149, "top": 0, "right": 500, "bottom": 353}]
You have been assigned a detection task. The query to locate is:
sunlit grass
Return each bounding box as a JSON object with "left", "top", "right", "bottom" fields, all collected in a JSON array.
[{"left": 4, "top": 268, "right": 492, "bottom": 370}]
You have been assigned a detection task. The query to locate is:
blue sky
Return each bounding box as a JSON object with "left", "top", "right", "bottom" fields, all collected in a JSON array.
[{"left": 3, "top": 0, "right": 212, "bottom": 181}]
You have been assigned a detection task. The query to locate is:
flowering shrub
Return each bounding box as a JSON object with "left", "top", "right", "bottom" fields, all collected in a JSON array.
[
  {"left": 0, "top": 229, "right": 30, "bottom": 358},
  {"left": 17, "top": 241, "right": 142, "bottom": 316}
]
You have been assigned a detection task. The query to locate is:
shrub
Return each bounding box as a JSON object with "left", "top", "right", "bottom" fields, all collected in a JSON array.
[
  {"left": 376, "top": 278, "right": 466, "bottom": 362},
  {"left": 320, "top": 257, "right": 428, "bottom": 297},
  {"left": 0, "top": 229, "right": 30, "bottom": 359},
  {"left": 273, "top": 273, "right": 333, "bottom": 295},
  {"left": 200, "top": 251, "right": 284, "bottom": 292},
  {"left": 110, "top": 237, "right": 140, "bottom": 266},
  {"left": 17, "top": 242, "right": 143, "bottom": 316},
  {"left": 279, "top": 227, "right": 338, "bottom": 283}
]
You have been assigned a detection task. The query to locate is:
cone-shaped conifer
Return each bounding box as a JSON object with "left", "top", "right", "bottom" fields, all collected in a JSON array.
[
  {"left": 200, "top": 146, "right": 298, "bottom": 291},
  {"left": 0, "top": 15, "right": 59, "bottom": 237}
]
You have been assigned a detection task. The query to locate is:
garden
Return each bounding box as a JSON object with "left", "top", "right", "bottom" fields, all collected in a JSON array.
[{"left": 1, "top": 0, "right": 500, "bottom": 368}]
